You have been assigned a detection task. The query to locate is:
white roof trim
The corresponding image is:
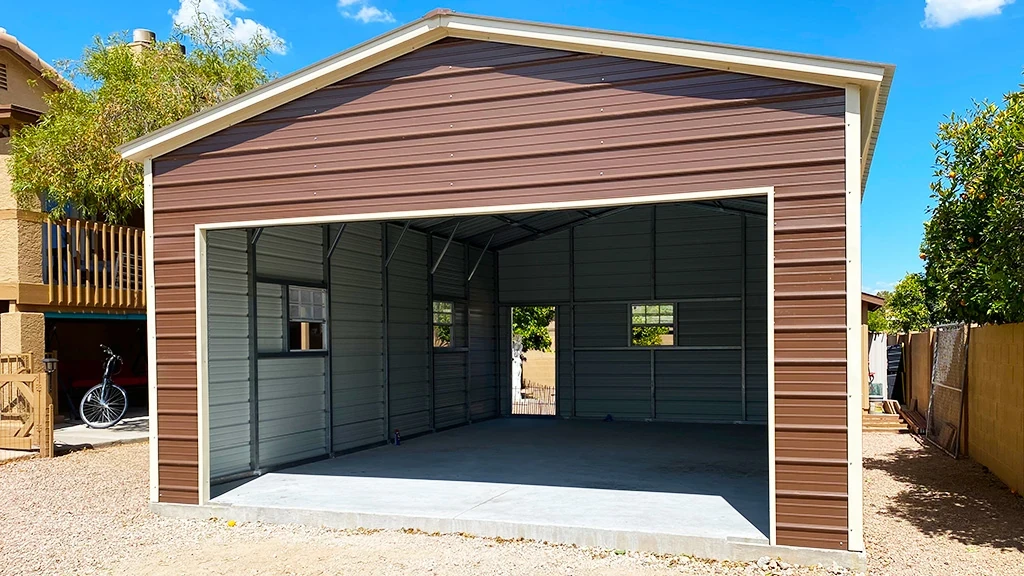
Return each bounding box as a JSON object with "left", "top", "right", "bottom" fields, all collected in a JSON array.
[{"left": 119, "top": 10, "right": 893, "bottom": 190}]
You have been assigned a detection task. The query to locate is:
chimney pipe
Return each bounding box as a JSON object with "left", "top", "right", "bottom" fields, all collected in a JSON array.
[{"left": 128, "top": 29, "right": 156, "bottom": 53}]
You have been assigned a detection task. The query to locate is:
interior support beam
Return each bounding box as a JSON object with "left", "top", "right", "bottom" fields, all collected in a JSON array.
[
  {"left": 690, "top": 201, "right": 767, "bottom": 220},
  {"left": 250, "top": 227, "right": 264, "bottom": 246},
  {"left": 430, "top": 222, "right": 460, "bottom": 275},
  {"left": 491, "top": 214, "right": 544, "bottom": 235},
  {"left": 491, "top": 207, "right": 633, "bottom": 251},
  {"left": 326, "top": 223, "right": 347, "bottom": 260},
  {"left": 384, "top": 221, "right": 411, "bottom": 268},
  {"left": 466, "top": 234, "right": 494, "bottom": 282}
]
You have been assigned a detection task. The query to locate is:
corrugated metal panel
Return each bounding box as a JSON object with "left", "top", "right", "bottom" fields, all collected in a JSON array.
[
  {"left": 150, "top": 38, "right": 849, "bottom": 548},
  {"left": 655, "top": 349, "right": 742, "bottom": 421},
  {"left": 469, "top": 249, "right": 497, "bottom": 420},
  {"left": 497, "top": 305, "right": 511, "bottom": 416},
  {"left": 656, "top": 204, "right": 742, "bottom": 299},
  {"left": 329, "top": 222, "right": 385, "bottom": 452},
  {"left": 256, "top": 282, "right": 284, "bottom": 353},
  {"left": 256, "top": 356, "right": 327, "bottom": 467},
  {"left": 206, "top": 229, "right": 251, "bottom": 478},
  {"left": 557, "top": 306, "right": 572, "bottom": 417},
  {"left": 387, "top": 225, "right": 430, "bottom": 435},
  {"left": 574, "top": 208, "right": 651, "bottom": 301},
  {"left": 574, "top": 350, "right": 650, "bottom": 419},
  {"left": 573, "top": 304, "right": 624, "bottom": 348},
  {"left": 433, "top": 351, "right": 467, "bottom": 428},
  {"left": 255, "top": 225, "right": 324, "bottom": 283},
  {"left": 745, "top": 217, "right": 769, "bottom": 421},
  {"left": 431, "top": 233, "right": 466, "bottom": 298},
  {"left": 497, "top": 231, "right": 569, "bottom": 303}
]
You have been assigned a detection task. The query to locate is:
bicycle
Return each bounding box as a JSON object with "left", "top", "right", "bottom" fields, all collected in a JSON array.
[{"left": 79, "top": 345, "right": 129, "bottom": 428}]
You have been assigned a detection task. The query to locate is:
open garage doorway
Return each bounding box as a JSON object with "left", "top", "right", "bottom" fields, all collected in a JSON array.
[
  {"left": 511, "top": 306, "right": 557, "bottom": 416},
  {"left": 198, "top": 193, "right": 772, "bottom": 554}
]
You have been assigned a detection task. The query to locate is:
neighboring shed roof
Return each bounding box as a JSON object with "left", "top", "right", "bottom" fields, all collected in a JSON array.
[
  {"left": 862, "top": 292, "right": 885, "bottom": 310},
  {"left": 0, "top": 27, "right": 60, "bottom": 89},
  {"left": 120, "top": 9, "right": 893, "bottom": 192}
]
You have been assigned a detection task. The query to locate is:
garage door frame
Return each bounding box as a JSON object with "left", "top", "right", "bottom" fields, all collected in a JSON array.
[{"left": 190, "top": 186, "right": 779, "bottom": 530}]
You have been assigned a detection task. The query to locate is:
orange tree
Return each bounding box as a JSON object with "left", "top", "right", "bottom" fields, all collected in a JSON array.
[{"left": 921, "top": 78, "right": 1024, "bottom": 324}]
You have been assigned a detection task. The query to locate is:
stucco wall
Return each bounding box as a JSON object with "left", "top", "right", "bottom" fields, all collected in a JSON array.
[{"left": 0, "top": 50, "right": 53, "bottom": 112}]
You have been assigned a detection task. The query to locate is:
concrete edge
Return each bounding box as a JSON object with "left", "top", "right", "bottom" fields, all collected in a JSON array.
[
  {"left": 54, "top": 436, "right": 149, "bottom": 454},
  {"left": 151, "top": 502, "right": 867, "bottom": 571}
]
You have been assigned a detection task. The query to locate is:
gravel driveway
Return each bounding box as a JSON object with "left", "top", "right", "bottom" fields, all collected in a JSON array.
[{"left": 1, "top": 433, "right": 1021, "bottom": 575}]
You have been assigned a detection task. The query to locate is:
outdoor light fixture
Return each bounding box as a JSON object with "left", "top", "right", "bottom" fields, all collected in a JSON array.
[{"left": 42, "top": 356, "right": 58, "bottom": 374}]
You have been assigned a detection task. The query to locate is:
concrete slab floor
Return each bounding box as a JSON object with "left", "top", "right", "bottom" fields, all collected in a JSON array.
[{"left": 212, "top": 419, "right": 770, "bottom": 548}]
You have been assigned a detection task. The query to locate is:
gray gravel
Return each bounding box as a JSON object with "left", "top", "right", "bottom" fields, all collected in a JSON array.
[
  {"left": 2, "top": 434, "right": 1020, "bottom": 575},
  {"left": 863, "top": 432, "right": 1024, "bottom": 575}
]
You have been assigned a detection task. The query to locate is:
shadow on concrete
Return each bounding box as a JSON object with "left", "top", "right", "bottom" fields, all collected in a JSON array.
[{"left": 863, "top": 440, "right": 1024, "bottom": 551}]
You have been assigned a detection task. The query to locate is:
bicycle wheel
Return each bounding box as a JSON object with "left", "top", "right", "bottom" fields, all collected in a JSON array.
[{"left": 79, "top": 383, "right": 128, "bottom": 429}]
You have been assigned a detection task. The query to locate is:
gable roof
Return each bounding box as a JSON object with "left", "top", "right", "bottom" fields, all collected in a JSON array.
[
  {"left": 119, "top": 9, "right": 894, "bottom": 191},
  {"left": 0, "top": 27, "right": 60, "bottom": 91}
]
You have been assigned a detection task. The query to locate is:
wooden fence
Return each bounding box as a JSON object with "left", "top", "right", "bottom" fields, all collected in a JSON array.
[
  {"left": 900, "top": 323, "right": 1024, "bottom": 493},
  {"left": 0, "top": 353, "right": 53, "bottom": 458},
  {"left": 42, "top": 217, "right": 145, "bottom": 309}
]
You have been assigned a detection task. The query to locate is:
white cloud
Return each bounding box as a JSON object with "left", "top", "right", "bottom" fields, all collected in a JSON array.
[
  {"left": 338, "top": 0, "right": 395, "bottom": 24},
  {"left": 172, "top": 0, "right": 287, "bottom": 54},
  {"left": 923, "top": 0, "right": 1015, "bottom": 28}
]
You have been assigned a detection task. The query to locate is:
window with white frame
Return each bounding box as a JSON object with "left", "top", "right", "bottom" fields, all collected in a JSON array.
[
  {"left": 630, "top": 303, "right": 675, "bottom": 346},
  {"left": 288, "top": 286, "right": 327, "bottom": 352}
]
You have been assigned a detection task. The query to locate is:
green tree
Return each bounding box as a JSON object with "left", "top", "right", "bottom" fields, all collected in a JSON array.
[
  {"left": 867, "top": 308, "right": 888, "bottom": 333},
  {"left": 7, "top": 7, "right": 280, "bottom": 223},
  {"left": 882, "top": 273, "right": 931, "bottom": 333},
  {"left": 921, "top": 78, "right": 1024, "bottom": 324},
  {"left": 513, "top": 306, "right": 556, "bottom": 352}
]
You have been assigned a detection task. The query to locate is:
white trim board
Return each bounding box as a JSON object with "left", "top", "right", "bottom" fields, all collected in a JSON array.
[
  {"left": 118, "top": 11, "right": 893, "bottom": 192},
  {"left": 844, "top": 85, "right": 864, "bottom": 553},
  {"left": 144, "top": 158, "right": 159, "bottom": 503}
]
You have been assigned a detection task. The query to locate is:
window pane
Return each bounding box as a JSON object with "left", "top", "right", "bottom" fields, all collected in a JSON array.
[
  {"left": 630, "top": 303, "right": 674, "bottom": 346},
  {"left": 289, "top": 286, "right": 327, "bottom": 322}
]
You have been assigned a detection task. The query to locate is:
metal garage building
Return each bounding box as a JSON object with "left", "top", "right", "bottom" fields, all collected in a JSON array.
[{"left": 120, "top": 10, "right": 892, "bottom": 567}]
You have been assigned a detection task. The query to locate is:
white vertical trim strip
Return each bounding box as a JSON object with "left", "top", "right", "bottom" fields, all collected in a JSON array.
[
  {"left": 144, "top": 159, "right": 158, "bottom": 503},
  {"left": 195, "top": 227, "right": 211, "bottom": 504},
  {"left": 845, "top": 85, "right": 865, "bottom": 552},
  {"left": 766, "top": 190, "right": 777, "bottom": 545}
]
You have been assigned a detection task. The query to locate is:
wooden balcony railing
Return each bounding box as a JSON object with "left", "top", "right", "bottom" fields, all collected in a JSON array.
[{"left": 42, "top": 218, "right": 145, "bottom": 310}]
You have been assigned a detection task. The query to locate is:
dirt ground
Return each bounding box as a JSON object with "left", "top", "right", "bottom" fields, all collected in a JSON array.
[{"left": 1, "top": 433, "right": 1022, "bottom": 575}]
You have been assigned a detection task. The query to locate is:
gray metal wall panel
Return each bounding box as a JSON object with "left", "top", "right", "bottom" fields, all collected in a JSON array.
[
  {"left": 257, "top": 356, "right": 327, "bottom": 467},
  {"left": 655, "top": 349, "right": 743, "bottom": 421},
  {"left": 676, "top": 300, "right": 742, "bottom": 348},
  {"left": 573, "top": 303, "right": 626, "bottom": 348},
  {"left": 469, "top": 248, "right": 497, "bottom": 420},
  {"left": 656, "top": 205, "right": 743, "bottom": 299},
  {"left": 497, "top": 201, "right": 767, "bottom": 424},
  {"left": 574, "top": 350, "right": 650, "bottom": 419},
  {"left": 330, "top": 222, "right": 386, "bottom": 451},
  {"left": 497, "top": 231, "right": 569, "bottom": 303},
  {"left": 432, "top": 236, "right": 466, "bottom": 299},
  {"left": 206, "top": 229, "right": 251, "bottom": 478},
  {"left": 497, "top": 305, "right": 511, "bottom": 416},
  {"left": 745, "top": 217, "right": 769, "bottom": 421},
  {"left": 256, "top": 282, "right": 284, "bottom": 352},
  {"left": 255, "top": 225, "right": 324, "bottom": 284},
  {"left": 433, "top": 352, "right": 467, "bottom": 428},
  {"left": 387, "top": 225, "right": 431, "bottom": 435},
  {"left": 557, "top": 306, "right": 573, "bottom": 417},
  {"left": 574, "top": 208, "right": 651, "bottom": 301}
]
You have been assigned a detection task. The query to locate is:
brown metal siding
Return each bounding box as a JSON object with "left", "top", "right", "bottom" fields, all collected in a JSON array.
[{"left": 150, "top": 38, "right": 850, "bottom": 548}]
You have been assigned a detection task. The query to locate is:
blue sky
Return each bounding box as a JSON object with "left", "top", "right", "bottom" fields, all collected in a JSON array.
[{"left": 4, "top": 1, "right": 1023, "bottom": 292}]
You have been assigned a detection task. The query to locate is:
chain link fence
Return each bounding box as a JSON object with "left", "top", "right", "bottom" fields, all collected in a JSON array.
[{"left": 926, "top": 323, "right": 969, "bottom": 456}]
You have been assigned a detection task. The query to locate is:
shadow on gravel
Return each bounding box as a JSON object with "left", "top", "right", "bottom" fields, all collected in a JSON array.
[{"left": 864, "top": 440, "right": 1024, "bottom": 551}]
